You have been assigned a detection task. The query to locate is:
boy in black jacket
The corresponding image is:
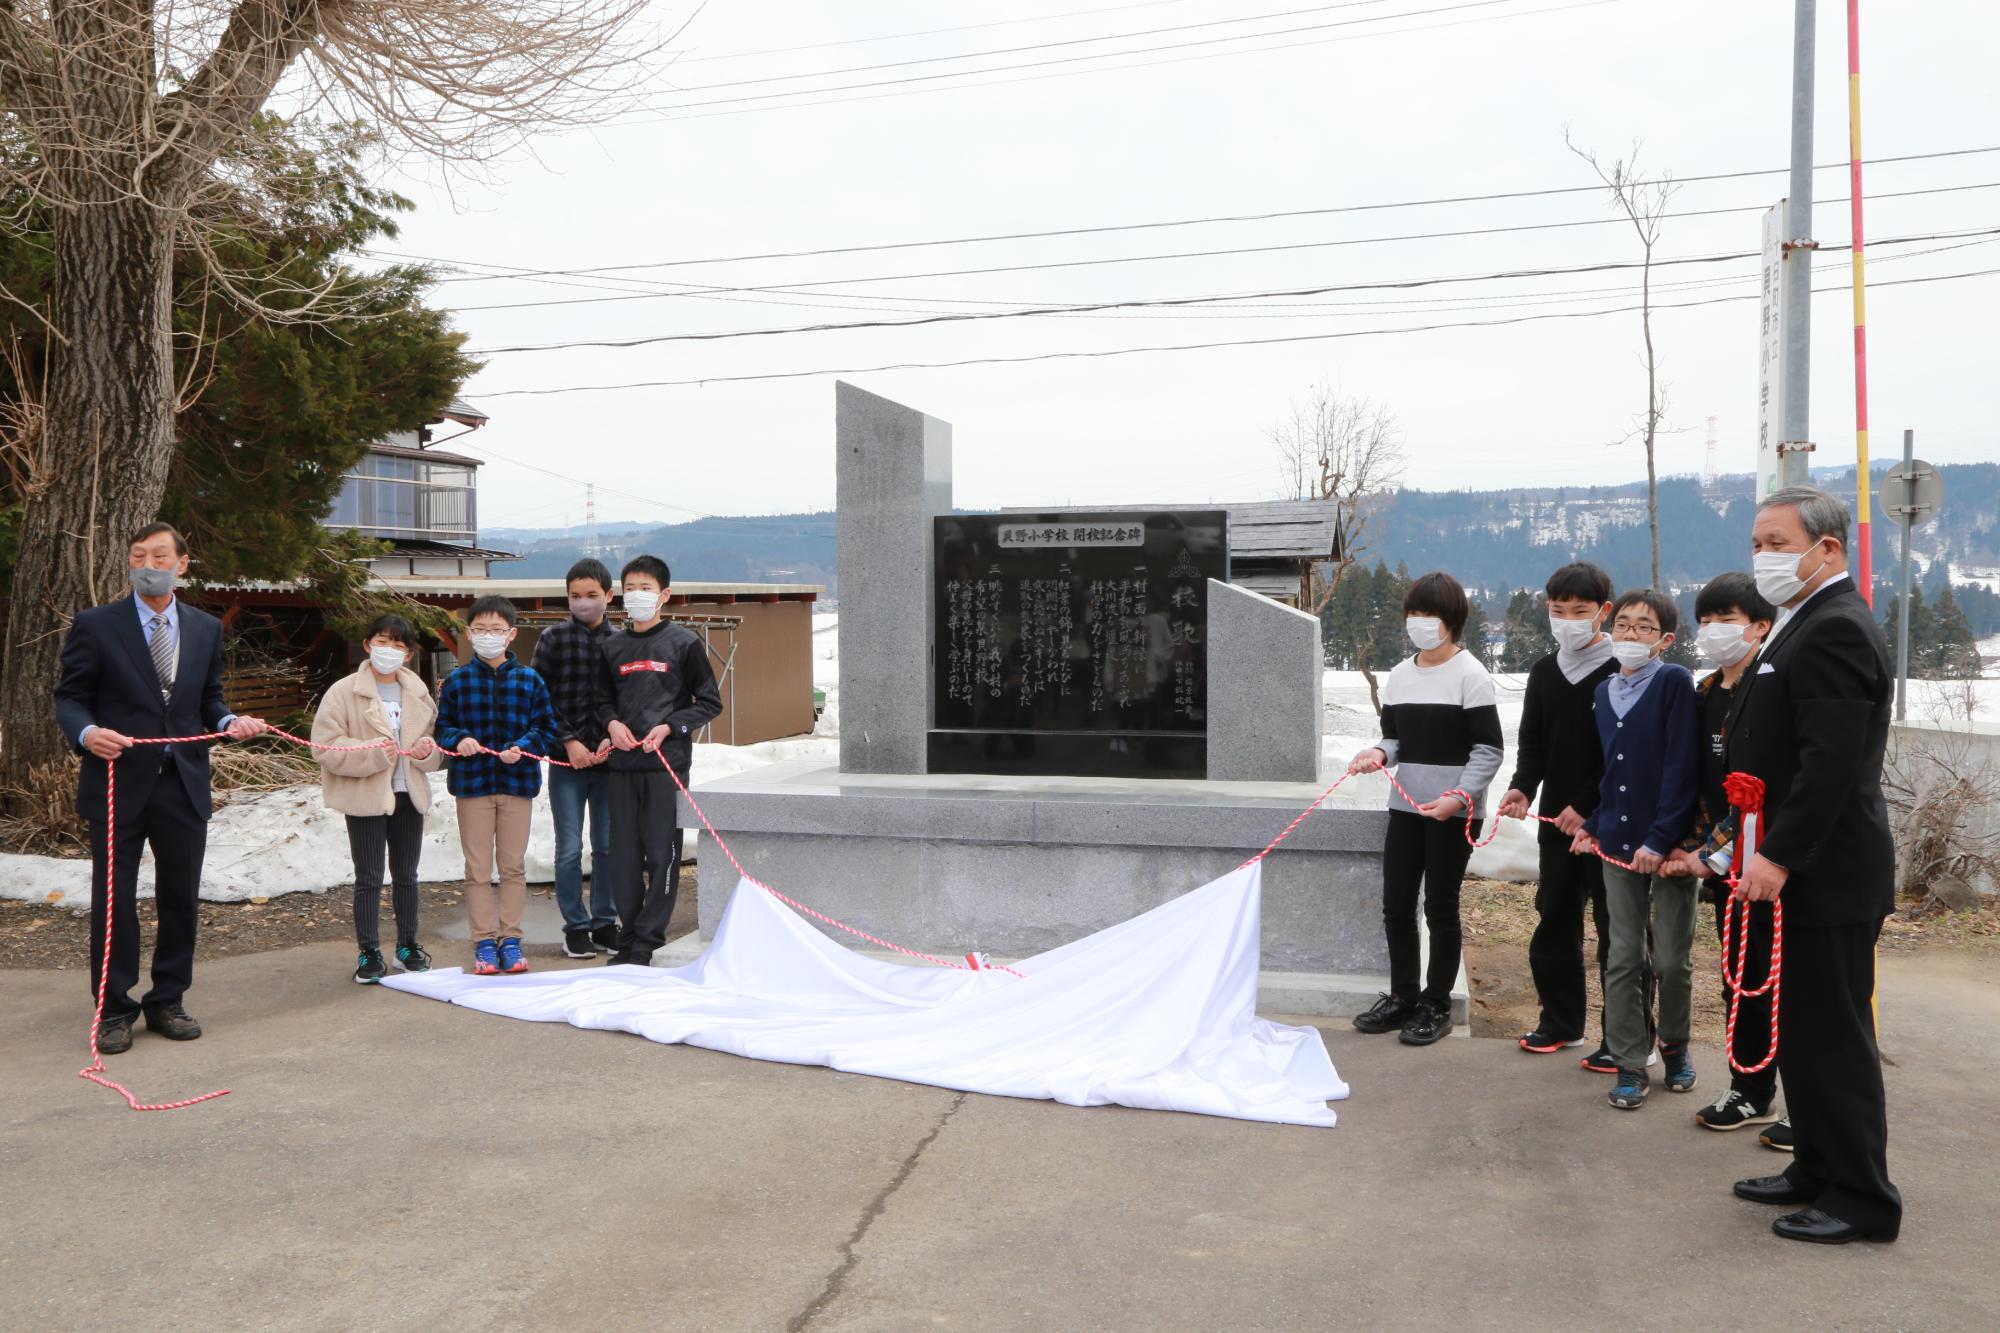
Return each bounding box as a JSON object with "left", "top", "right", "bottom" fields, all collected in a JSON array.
[
  {"left": 1497, "top": 562, "right": 1656, "bottom": 1069},
  {"left": 592, "top": 555, "right": 724, "bottom": 965}
]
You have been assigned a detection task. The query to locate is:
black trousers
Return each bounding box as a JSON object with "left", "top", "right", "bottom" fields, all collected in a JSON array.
[
  {"left": 1779, "top": 916, "right": 1902, "bottom": 1238},
  {"left": 86, "top": 756, "right": 207, "bottom": 1020},
  {"left": 346, "top": 793, "right": 425, "bottom": 953},
  {"left": 608, "top": 769, "right": 682, "bottom": 955},
  {"left": 1382, "top": 809, "right": 1480, "bottom": 1007},
  {"left": 1527, "top": 840, "right": 1657, "bottom": 1045},
  {"left": 1710, "top": 882, "right": 1780, "bottom": 1106}
]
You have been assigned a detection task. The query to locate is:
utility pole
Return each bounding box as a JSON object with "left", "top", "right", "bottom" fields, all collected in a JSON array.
[{"left": 1779, "top": 0, "right": 1818, "bottom": 488}]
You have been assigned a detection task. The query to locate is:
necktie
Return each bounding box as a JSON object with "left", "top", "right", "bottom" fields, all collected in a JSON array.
[{"left": 149, "top": 614, "right": 176, "bottom": 701}]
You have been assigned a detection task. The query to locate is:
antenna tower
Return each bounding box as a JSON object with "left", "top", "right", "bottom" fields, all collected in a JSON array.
[
  {"left": 585, "top": 483, "right": 599, "bottom": 557},
  {"left": 1703, "top": 416, "right": 1721, "bottom": 491}
]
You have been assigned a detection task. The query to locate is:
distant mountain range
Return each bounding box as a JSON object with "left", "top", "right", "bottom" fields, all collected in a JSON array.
[{"left": 478, "top": 462, "right": 1997, "bottom": 627}]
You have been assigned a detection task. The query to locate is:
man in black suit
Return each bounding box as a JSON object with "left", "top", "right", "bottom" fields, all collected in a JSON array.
[
  {"left": 1723, "top": 486, "right": 1901, "bottom": 1245},
  {"left": 54, "top": 523, "right": 268, "bottom": 1054}
]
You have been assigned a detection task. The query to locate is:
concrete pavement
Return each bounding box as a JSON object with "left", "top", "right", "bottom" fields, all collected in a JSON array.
[{"left": 2, "top": 947, "right": 1994, "bottom": 1331}]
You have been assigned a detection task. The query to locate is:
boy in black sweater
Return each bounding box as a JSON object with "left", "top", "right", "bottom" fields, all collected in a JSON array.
[
  {"left": 592, "top": 555, "right": 723, "bottom": 965},
  {"left": 1674, "top": 571, "right": 1787, "bottom": 1134},
  {"left": 1497, "top": 562, "right": 1656, "bottom": 1069}
]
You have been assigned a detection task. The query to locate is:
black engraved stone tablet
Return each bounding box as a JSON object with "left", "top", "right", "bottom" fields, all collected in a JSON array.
[{"left": 928, "top": 511, "right": 1227, "bottom": 778}]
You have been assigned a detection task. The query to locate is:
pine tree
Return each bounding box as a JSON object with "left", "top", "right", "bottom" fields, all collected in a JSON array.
[
  {"left": 1369, "top": 562, "right": 1411, "bottom": 670},
  {"left": 1462, "top": 596, "right": 1492, "bottom": 667},
  {"left": 1883, "top": 586, "right": 1938, "bottom": 677},
  {"left": 1499, "top": 589, "right": 1556, "bottom": 671},
  {"left": 1931, "top": 584, "right": 1983, "bottom": 680}
]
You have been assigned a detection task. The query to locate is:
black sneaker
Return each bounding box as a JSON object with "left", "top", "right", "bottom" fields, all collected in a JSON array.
[
  {"left": 1398, "top": 1001, "right": 1454, "bottom": 1046},
  {"left": 606, "top": 950, "right": 634, "bottom": 966},
  {"left": 590, "top": 923, "right": 620, "bottom": 953},
  {"left": 354, "top": 948, "right": 387, "bottom": 984},
  {"left": 1608, "top": 1068, "right": 1650, "bottom": 1109},
  {"left": 1695, "top": 1088, "right": 1779, "bottom": 1131},
  {"left": 394, "top": 941, "right": 431, "bottom": 973},
  {"left": 1352, "top": 993, "right": 1418, "bottom": 1035},
  {"left": 1760, "top": 1118, "right": 1794, "bottom": 1152},
  {"left": 1660, "top": 1041, "right": 1698, "bottom": 1093},
  {"left": 563, "top": 929, "right": 598, "bottom": 959},
  {"left": 1519, "top": 1029, "right": 1586, "bottom": 1054},
  {"left": 629, "top": 950, "right": 654, "bottom": 969},
  {"left": 1582, "top": 1043, "right": 1659, "bottom": 1073}
]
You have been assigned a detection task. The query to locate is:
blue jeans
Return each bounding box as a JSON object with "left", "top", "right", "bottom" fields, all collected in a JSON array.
[{"left": 549, "top": 764, "right": 615, "bottom": 930}]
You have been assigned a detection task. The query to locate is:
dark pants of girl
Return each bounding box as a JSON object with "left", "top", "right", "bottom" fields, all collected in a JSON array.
[
  {"left": 1382, "top": 809, "right": 1482, "bottom": 1007},
  {"left": 347, "top": 793, "right": 424, "bottom": 952}
]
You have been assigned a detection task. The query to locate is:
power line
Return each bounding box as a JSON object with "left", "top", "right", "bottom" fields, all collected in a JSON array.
[
  {"left": 648, "top": 0, "right": 1408, "bottom": 96},
  {"left": 457, "top": 443, "right": 838, "bottom": 542},
  {"left": 382, "top": 153, "right": 2000, "bottom": 310},
  {"left": 464, "top": 234, "right": 2000, "bottom": 350},
  {"left": 617, "top": 0, "right": 1629, "bottom": 126},
  {"left": 467, "top": 264, "right": 2000, "bottom": 398},
  {"left": 631, "top": 0, "right": 1551, "bottom": 115},
  {"left": 454, "top": 223, "right": 2000, "bottom": 340},
  {"left": 674, "top": 0, "right": 1195, "bottom": 64}
]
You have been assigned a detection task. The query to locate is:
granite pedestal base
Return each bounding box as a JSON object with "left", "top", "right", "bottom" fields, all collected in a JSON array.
[{"left": 662, "top": 761, "right": 1469, "bottom": 1025}]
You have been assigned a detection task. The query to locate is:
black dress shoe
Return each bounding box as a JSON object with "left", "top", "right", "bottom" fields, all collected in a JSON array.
[
  {"left": 1774, "top": 1207, "right": 1896, "bottom": 1245},
  {"left": 96, "top": 1013, "right": 135, "bottom": 1055},
  {"left": 1734, "top": 1174, "right": 1814, "bottom": 1206},
  {"left": 143, "top": 1004, "right": 203, "bottom": 1041}
]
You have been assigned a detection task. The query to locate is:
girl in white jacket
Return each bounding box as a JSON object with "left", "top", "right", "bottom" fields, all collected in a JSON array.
[{"left": 312, "top": 615, "right": 447, "bottom": 984}]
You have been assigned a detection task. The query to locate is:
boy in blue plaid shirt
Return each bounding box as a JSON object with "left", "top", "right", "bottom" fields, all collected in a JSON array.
[{"left": 435, "top": 595, "right": 558, "bottom": 975}]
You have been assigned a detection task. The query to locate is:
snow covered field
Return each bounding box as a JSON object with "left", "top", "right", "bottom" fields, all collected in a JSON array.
[{"left": 7, "top": 611, "right": 1992, "bottom": 908}]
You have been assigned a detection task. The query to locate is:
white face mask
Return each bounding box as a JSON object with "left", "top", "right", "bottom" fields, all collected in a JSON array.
[
  {"left": 1752, "top": 542, "right": 1828, "bottom": 606},
  {"left": 368, "top": 644, "right": 407, "bottom": 676},
  {"left": 1611, "top": 640, "right": 1656, "bottom": 671},
  {"left": 1695, "top": 622, "right": 1755, "bottom": 667},
  {"left": 623, "top": 590, "right": 661, "bottom": 623},
  {"left": 470, "top": 631, "right": 510, "bottom": 662},
  {"left": 1549, "top": 614, "right": 1601, "bottom": 652},
  {"left": 1405, "top": 616, "right": 1445, "bottom": 651}
]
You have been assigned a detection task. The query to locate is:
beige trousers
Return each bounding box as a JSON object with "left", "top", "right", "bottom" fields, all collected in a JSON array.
[{"left": 457, "top": 794, "right": 531, "bottom": 941}]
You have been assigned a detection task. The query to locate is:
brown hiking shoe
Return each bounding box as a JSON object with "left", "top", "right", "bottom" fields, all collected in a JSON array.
[
  {"left": 97, "top": 1013, "right": 135, "bottom": 1055},
  {"left": 143, "top": 1004, "right": 202, "bottom": 1041}
]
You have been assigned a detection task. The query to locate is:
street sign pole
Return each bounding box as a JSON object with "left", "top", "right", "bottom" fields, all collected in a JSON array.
[{"left": 1888, "top": 432, "right": 1945, "bottom": 720}]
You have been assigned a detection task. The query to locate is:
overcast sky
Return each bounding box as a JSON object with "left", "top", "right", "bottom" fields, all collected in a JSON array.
[{"left": 369, "top": 0, "right": 1999, "bottom": 532}]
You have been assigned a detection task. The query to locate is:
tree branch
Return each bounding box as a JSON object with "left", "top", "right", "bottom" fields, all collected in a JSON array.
[{"left": 151, "top": 0, "right": 326, "bottom": 194}]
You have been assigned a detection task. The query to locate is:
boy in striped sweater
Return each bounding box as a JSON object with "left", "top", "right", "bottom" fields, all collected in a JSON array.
[{"left": 1347, "top": 572, "right": 1505, "bottom": 1046}]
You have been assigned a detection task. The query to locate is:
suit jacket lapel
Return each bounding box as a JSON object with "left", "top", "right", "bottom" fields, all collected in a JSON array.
[{"left": 113, "top": 595, "right": 169, "bottom": 705}]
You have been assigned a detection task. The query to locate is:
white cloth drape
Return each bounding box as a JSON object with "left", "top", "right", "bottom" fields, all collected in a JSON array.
[{"left": 383, "top": 862, "right": 1348, "bottom": 1127}]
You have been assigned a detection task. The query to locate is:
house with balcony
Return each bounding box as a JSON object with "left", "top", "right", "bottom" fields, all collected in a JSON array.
[{"left": 326, "top": 399, "right": 520, "bottom": 578}]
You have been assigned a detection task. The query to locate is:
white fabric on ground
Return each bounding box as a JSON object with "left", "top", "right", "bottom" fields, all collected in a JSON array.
[{"left": 382, "top": 862, "right": 1348, "bottom": 1127}]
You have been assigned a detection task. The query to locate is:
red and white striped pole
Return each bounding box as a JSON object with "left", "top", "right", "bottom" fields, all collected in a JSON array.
[{"left": 1848, "top": 0, "right": 1874, "bottom": 605}]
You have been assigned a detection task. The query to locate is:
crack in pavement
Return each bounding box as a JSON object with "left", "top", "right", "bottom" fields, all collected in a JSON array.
[{"left": 789, "top": 1091, "right": 968, "bottom": 1332}]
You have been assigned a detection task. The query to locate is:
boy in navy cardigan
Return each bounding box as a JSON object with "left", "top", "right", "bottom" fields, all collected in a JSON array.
[{"left": 1573, "top": 589, "right": 1701, "bottom": 1110}]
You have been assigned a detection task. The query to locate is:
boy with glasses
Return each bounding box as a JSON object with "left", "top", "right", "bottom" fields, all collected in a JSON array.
[{"left": 1573, "top": 589, "right": 1701, "bottom": 1110}]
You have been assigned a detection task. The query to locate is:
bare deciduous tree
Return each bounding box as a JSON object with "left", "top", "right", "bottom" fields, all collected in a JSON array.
[
  {"left": 1272, "top": 384, "right": 1404, "bottom": 614},
  {"left": 0, "top": 0, "right": 673, "bottom": 794},
  {"left": 1271, "top": 385, "right": 1404, "bottom": 713},
  {"left": 1566, "top": 127, "right": 1677, "bottom": 590}
]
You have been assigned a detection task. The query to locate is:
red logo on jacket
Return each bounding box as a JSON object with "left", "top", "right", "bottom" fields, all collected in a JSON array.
[{"left": 619, "top": 660, "right": 673, "bottom": 676}]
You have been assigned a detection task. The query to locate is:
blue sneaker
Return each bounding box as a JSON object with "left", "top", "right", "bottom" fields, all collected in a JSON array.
[
  {"left": 473, "top": 939, "right": 500, "bottom": 975},
  {"left": 498, "top": 936, "right": 529, "bottom": 974},
  {"left": 1660, "top": 1041, "right": 1698, "bottom": 1093},
  {"left": 1608, "top": 1068, "right": 1650, "bottom": 1110}
]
